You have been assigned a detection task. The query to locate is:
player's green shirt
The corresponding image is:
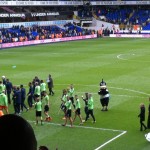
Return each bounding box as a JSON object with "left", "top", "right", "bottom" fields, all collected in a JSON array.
[
  {"left": 43, "top": 95, "right": 49, "bottom": 105},
  {"left": 35, "top": 101, "right": 42, "bottom": 111},
  {"left": 75, "top": 99, "right": 81, "bottom": 109},
  {"left": 88, "top": 97, "right": 94, "bottom": 110},
  {"left": 34, "top": 85, "right": 41, "bottom": 96},
  {"left": 40, "top": 83, "right": 46, "bottom": 92},
  {"left": 65, "top": 100, "right": 72, "bottom": 110},
  {"left": 0, "top": 93, "right": 8, "bottom": 106},
  {"left": 62, "top": 94, "right": 67, "bottom": 103},
  {"left": 68, "top": 88, "right": 74, "bottom": 97},
  {"left": 0, "top": 84, "right": 5, "bottom": 94}
]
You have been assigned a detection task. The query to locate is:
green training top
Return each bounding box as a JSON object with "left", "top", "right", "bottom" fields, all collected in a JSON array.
[
  {"left": 75, "top": 98, "right": 81, "bottom": 109},
  {"left": 43, "top": 95, "right": 49, "bottom": 106},
  {"left": 62, "top": 94, "right": 67, "bottom": 103},
  {"left": 0, "top": 84, "right": 5, "bottom": 94},
  {"left": 0, "top": 93, "right": 8, "bottom": 106},
  {"left": 40, "top": 83, "right": 46, "bottom": 92},
  {"left": 65, "top": 100, "right": 72, "bottom": 110},
  {"left": 88, "top": 97, "right": 94, "bottom": 110},
  {"left": 34, "top": 85, "right": 41, "bottom": 96},
  {"left": 68, "top": 88, "right": 74, "bottom": 97},
  {"left": 35, "top": 100, "right": 42, "bottom": 111}
]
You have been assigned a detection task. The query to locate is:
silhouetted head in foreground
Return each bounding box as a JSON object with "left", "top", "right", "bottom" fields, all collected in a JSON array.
[{"left": 0, "top": 114, "right": 37, "bottom": 150}]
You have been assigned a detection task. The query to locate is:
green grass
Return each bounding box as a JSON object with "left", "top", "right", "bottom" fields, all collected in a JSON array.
[{"left": 1, "top": 38, "right": 150, "bottom": 150}]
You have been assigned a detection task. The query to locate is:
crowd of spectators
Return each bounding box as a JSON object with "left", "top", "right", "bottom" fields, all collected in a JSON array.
[
  {"left": 95, "top": 6, "right": 150, "bottom": 30},
  {"left": 0, "top": 23, "right": 95, "bottom": 43}
]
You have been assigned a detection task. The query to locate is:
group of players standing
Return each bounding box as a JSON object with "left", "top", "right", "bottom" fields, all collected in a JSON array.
[
  {"left": 0, "top": 74, "right": 54, "bottom": 125},
  {"left": 60, "top": 85, "right": 96, "bottom": 127},
  {"left": 0, "top": 74, "right": 110, "bottom": 128}
]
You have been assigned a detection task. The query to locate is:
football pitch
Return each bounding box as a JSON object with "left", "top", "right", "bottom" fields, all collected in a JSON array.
[{"left": 0, "top": 37, "right": 150, "bottom": 150}]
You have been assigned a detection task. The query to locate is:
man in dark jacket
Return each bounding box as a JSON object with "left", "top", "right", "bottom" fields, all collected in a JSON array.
[
  {"left": 47, "top": 74, "right": 54, "bottom": 96},
  {"left": 27, "top": 82, "right": 33, "bottom": 109},
  {"left": 6, "top": 78, "right": 13, "bottom": 104},
  {"left": 20, "top": 85, "right": 28, "bottom": 112},
  {"left": 147, "top": 97, "right": 150, "bottom": 129},
  {"left": 14, "top": 87, "right": 21, "bottom": 115},
  {"left": 138, "top": 103, "right": 147, "bottom": 131}
]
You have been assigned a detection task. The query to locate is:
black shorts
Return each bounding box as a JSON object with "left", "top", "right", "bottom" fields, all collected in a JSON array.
[
  {"left": 36, "top": 111, "right": 42, "bottom": 117},
  {"left": 70, "top": 97, "right": 74, "bottom": 104},
  {"left": 75, "top": 108, "right": 81, "bottom": 115},
  {"left": 60, "top": 103, "right": 66, "bottom": 111},
  {"left": 100, "top": 97, "right": 109, "bottom": 107},
  {"left": 44, "top": 105, "right": 49, "bottom": 112},
  {"left": 66, "top": 109, "right": 71, "bottom": 118}
]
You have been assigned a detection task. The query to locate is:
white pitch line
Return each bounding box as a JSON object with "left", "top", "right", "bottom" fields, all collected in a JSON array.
[
  {"left": 29, "top": 120, "right": 127, "bottom": 149},
  {"left": 94, "top": 131, "right": 127, "bottom": 150},
  {"left": 28, "top": 120, "right": 125, "bottom": 133},
  {"left": 55, "top": 83, "right": 150, "bottom": 96}
]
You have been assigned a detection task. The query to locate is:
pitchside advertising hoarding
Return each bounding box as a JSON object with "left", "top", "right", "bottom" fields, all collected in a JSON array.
[
  {"left": 1, "top": 34, "right": 97, "bottom": 49},
  {"left": 110, "top": 34, "right": 150, "bottom": 38}
]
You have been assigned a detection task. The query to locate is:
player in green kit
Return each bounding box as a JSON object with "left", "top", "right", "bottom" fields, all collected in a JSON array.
[
  {"left": 34, "top": 82, "right": 41, "bottom": 99},
  {"left": 85, "top": 93, "right": 96, "bottom": 123},
  {"left": 0, "top": 91, "right": 9, "bottom": 114},
  {"left": 62, "top": 96, "right": 73, "bottom": 127},
  {"left": 0, "top": 81, "right": 6, "bottom": 94},
  {"left": 40, "top": 80, "right": 46, "bottom": 98},
  {"left": 35, "top": 96, "right": 43, "bottom": 125},
  {"left": 68, "top": 84, "right": 75, "bottom": 108},
  {"left": 42, "top": 91, "right": 52, "bottom": 122},
  {"left": 73, "top": 95, "right": 83, "bottom": 125},
  {"left": 61, "top": 89, "right": 67, "bottom": 119}
]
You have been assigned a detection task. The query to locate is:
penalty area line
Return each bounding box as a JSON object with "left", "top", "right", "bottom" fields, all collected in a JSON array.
[
  {"left": 28, "top": 120, "right": 127, "bottom": 149},
  {"left": 94, "top": 131, "right": 127, "bottom": 150}
]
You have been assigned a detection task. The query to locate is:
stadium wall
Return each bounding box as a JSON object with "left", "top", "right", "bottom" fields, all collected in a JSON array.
[{"left": 83, "top": 18, "right": 119, "bottom": 31}]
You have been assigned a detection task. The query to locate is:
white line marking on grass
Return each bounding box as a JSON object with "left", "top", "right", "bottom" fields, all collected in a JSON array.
[
  {"left": 56, "top": 84, "right": 150, "bottom": 96},
  {"left": 29, "top": 120, "right": 125, "bottom": 132},
  {"left": 94, "top": 131, "right": 127, "bottom": 150},
  {"left": 28, "top": 120, "right": 127, "bottom": 150}
]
